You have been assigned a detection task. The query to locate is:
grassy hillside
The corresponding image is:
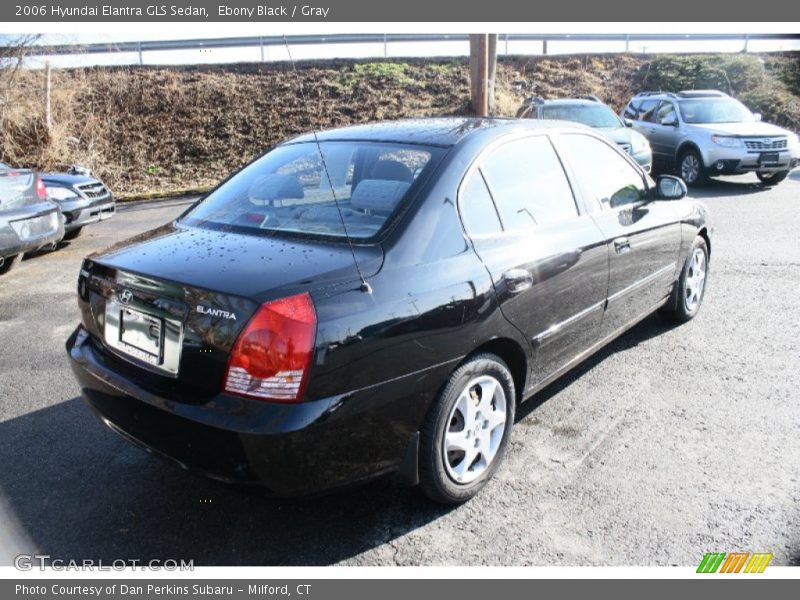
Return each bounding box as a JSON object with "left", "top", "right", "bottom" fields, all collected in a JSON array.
[{"left": 1, "top": 52, "right": 798, "bottom": 199}]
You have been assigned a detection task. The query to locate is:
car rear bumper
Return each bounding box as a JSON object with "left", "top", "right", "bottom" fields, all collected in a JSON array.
[
  {"left": 58, "top": 195, "right": 116, "bottom": 231},
  {"left": 66, "top": 325, "right": 452, "bottom": 495},
  {"left": 0, "top": 203, "right": 65, "bottom": 259}
]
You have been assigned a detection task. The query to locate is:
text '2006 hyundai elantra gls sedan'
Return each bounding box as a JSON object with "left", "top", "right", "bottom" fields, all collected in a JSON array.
[{"left": 67, "top": 118, "right": 711, "bottom": 503}]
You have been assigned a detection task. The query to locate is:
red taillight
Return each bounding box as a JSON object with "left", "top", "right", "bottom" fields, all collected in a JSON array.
[
  {"left": 224, "top": 292, "right": 316, "bottom": 403},
  {"left": 35, "top": 177, "right": 47, "bottom": 200}
]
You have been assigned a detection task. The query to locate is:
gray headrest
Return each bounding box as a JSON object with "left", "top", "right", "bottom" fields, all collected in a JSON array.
[
  {"left": 350, "top": 179, "right": 410, "bottom": 214},
  {"left": 369, "top": 160, "right": 414, "bottom": 183},
  {"left": 249, "top": 173, "right": 304, "bottom": 202}
]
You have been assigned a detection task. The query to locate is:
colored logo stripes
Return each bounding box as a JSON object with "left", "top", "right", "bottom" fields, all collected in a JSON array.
[{"left": 697, "top": 552, "right": 773, "bottom": 573}]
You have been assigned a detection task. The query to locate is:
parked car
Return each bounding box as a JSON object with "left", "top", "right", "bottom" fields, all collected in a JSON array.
[
  {"left": 0, "top": 164, "right": 65, "bottom": 275},
  {"left": 517, "top": 95, "right": 652, "bottom": 171},
  {"left": 622, "top": 90, "right": 800, "bottom": 186},
  {"left": 67, "top": 118, "right": 711, "bottom": 503},
  {"left": 41, "top": 165, "right": 115, "bottom": 239}
]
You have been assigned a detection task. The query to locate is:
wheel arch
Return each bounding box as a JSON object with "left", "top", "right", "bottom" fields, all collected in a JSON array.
[
  {"left": 465, "top": 337, "right": 528, "bottom": 405},
  {"left": 675, "top": 141, "right": 704, "bottom": 166},
  {"left": 698, "top": 226, "right": 711, "bottom": 259}
]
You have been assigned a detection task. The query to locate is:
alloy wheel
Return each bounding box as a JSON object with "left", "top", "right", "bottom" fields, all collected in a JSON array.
[
  {"left": 442, "top": 375, "right": 508, "bottom": 485},
  {"left": 681, "top": 153, "right": 700, "bottom": 184},
  {"left": 684, "top": 247, "right": 707, "bottom": 312}
]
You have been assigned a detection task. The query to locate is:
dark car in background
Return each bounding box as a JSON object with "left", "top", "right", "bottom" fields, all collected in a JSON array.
[
  {"left": 517, "top": 96, "right": 653, "bottom": 171},
  {"left": 41, "top": 166, "right": 115, "bottom": 239},
  {"left": 67, "top": 118, "right": 710, "bottom": 503},
  {"left": 0, "top": 165, "right": 64, "bottom": 275}
]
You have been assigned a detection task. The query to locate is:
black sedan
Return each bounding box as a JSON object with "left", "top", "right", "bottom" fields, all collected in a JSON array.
[{"left": 66, "top": 118, "right": 711, "bottom": 503}]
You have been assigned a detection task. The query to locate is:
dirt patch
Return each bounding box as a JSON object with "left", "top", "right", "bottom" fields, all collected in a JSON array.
[{"left": 1, "top": 53, "right": 798, "bottom": 199}]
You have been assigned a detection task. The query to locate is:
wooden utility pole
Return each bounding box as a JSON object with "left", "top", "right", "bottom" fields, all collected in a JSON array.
[
  {"left": 44, "top": 60, "right": 52, "bottom": 138},
  {"left": 469, "top": 34, "right": 497, "bottom": 116}
]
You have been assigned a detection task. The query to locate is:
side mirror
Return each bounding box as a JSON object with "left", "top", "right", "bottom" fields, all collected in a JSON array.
[
  {"left": 623, "top": 118, "right": 633, "bottom": 128},
  {"left": 660, "top": 115, "right": 678, "bottom": 127},
  {"left": 656, "top": 175, "right": 687, "bottom": 200},
  {"left": 753, "top": 112, "right": 762, "bottom": 121}
]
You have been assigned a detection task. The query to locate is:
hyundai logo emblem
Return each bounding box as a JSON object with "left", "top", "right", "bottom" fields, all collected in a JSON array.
[{"left": 118, "top": 289, "right": 134, "bottom": 305}]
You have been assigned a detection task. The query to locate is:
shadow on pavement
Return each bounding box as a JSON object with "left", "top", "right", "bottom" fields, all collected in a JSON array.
[
  {"left": 686, "top": 177, "right": 766, "bottom": 199},
  {"left": 518, "top": 313, "right": 674, "bottom": 421},
  {"left": 0, "top": 314, "right": 674, "bottom": 566}
]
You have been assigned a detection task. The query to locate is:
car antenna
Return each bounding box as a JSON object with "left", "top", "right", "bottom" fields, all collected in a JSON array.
[{"left": 282, "top": 35, "right": 372, "bottom": 294}]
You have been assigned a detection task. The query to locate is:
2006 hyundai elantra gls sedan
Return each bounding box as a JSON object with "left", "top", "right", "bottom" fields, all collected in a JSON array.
[{"left": 67, "top": 118, "right": 711, "bottom": 503}]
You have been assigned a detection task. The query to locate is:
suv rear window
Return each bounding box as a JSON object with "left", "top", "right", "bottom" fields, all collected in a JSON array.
[{"left": 182, "top": 141, "right": 442, "bottom": 241}]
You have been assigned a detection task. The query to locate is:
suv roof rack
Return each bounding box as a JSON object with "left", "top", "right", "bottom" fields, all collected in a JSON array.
[
  {"left": 576, "top": 94, "right": 601, "bottom": 102},
  {"left": 634, "top": 91, "right": 677, "bottom": 98},
  {"left": 677, "top": 89, "right": 729, "bottom": 98}
]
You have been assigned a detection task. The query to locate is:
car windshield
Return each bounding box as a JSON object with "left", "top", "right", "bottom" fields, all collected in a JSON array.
[
  {"left": 678, "top": 98, "right": 756, "bottom": 124},
  {"left": 182, "top": 141, "right": 442, "bottom": 241},
  {"left": 542, "top": 104, "right": 621, "bottom": 128}
]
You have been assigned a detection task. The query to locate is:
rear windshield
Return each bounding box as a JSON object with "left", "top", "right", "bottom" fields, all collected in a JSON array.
[
  {"left": 182, "top": 141, "right": 442, "bottom": 241},
  {"left": 542, "top": 105, "right": 622, "bottom": 128}
]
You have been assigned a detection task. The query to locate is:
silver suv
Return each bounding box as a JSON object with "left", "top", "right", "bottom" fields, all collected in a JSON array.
[{"left": 622, "top": 90, "right": 800, "bottom": 186}]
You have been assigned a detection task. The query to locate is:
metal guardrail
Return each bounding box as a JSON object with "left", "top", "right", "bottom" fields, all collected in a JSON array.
[{"left": 9, "top": 33, "right": 800, "bottom": 64}]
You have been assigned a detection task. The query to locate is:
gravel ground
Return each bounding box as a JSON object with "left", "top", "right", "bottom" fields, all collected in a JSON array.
[{"left": 0, "top": 173, "right": 798, "bottom": 567}]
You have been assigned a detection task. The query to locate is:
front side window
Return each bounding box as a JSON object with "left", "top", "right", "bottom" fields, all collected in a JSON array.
[
  {"left": 480, "top": 136, "right": 578, "bottom": 232},
  {"left": 559, "top": 134, "right": 648, "bottom": 208},
  {"left": 182, "top": 141, "right": 441, "bottom": 241},
  {"left": 656, "top": 101, "right": 678, "bottom": 125},
  {"left": 638, "top": 99, "right": 660, "bottom": 123}
]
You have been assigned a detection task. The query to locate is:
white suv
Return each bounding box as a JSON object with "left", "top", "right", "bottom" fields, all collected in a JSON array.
[{"left": 622, "top": 90, "right": 800, "bottom": 186}]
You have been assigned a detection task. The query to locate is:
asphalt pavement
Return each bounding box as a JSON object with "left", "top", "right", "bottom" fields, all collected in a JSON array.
[{"left": 1, "top": 173, "right": 798, "bottom": 566}]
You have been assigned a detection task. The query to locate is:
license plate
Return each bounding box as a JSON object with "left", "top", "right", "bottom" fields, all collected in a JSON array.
[
  {"left": 104, "top": 297, "right": 183, "bottom": 375},
  {"left": 120, "top": 307, "right": 163, "bottom": 359},
  {"left": 759, "top": 152, "right": 779, "bottom": 164}
]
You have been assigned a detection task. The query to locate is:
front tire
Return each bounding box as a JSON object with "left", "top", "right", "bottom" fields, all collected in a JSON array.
[
  {"left": 418, "top": 353, "right": 516, "bottom": 504},
  {"left": 0, "top": 254, "right": 20, "bottom": 275},
  {"left": 63, "top": 226, "right": 83, "bottom": 241},
  {"left": 756, "top": 170, "right": 789, "bottom": 186},
  {"left": 678, "top": 149, "right": 708, "bottom": 186},
  {"left": 661, "top": 236, "right": 709, "bottom": 323}
]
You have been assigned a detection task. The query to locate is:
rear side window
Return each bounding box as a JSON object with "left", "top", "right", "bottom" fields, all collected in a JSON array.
[
  {"left": 460, "top": 170, "right": 503, "bottom": 237},
  {"left": 480, "top": 136, "right": 578, "bottom": 232}
]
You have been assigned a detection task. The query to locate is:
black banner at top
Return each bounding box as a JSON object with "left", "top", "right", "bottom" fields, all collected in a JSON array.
[{"left": 4, "top": 0, "right": 800, "bottom": 22}]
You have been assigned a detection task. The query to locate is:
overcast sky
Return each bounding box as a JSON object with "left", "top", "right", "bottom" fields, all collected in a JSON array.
[{"left": 2, "top": 30, "right": 799, "bottom": 69}]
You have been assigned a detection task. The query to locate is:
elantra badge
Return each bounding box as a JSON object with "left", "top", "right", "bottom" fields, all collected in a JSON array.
[
  {"left": 196, "top": 305, "right": 237, "bottom": 320},
  {"left": 118, "top": 289, "right": 134, "bottom": 305}
]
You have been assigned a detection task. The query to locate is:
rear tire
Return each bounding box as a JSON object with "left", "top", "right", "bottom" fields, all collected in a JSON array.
[
  {"left": 0, "top": 254, "right": 20, "bottom": 275},
  {"left": 756, "top": 170, "right": 789, "bottom": 186},
  {"left": 678, "top": 149, "right": 708, "bottom": 186},
  {"left": 418, "top": 353, "right": 515, "bottom": 504},
  {"left": 63, "top": 226, "right": 83, "bottom": 241},
  {"left": 660, "top": 236, "right": 709, "bottom": 323}
]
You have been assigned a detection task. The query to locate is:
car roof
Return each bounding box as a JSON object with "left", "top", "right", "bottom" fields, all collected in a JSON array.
[
  {"left": 286, "top": 117, "right": 584, "bottom": 148},
  {"left": 542, "top": 99, "right": 604, "bottom": 107}
]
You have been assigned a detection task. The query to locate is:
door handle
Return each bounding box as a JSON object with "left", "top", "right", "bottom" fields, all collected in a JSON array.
[
  {"left": 504, "top": 269, "right": 533, "bottom": 294},
  {"left": 613, "top": 237, "right": 631, "bottom": 254}
]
